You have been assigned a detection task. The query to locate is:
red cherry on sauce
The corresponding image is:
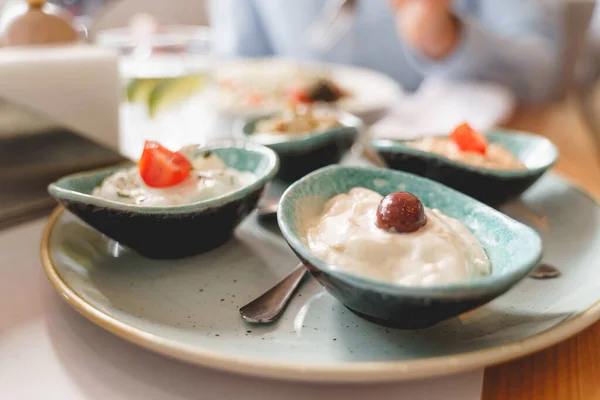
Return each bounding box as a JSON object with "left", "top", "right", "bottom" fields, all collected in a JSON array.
[{"left": 376, "top": 192, "right": 427, "bottom": 233}]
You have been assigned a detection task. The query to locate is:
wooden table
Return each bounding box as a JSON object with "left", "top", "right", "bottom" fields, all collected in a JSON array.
[{"left": 482, "top": 95, "right": 600, "bottom": 400}]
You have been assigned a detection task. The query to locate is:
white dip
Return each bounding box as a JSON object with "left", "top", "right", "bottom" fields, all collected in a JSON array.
[
  {"left": 305, "top": 188, "right": 491, "bottom": 286},
  {"left": 252, "top": 108, "right": 341, "bottom": 144},
  {"left": 93, "top": 152, "right": 255, "bottom": 206},
  {"left": 407, "top": 137, "right": 525, "bottom": 170}
]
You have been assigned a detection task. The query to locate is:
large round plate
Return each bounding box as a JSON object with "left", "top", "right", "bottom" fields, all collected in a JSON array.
[
  {"left": 216, "top": 58, "right": 403, "bottom": 124},
  {"left": 41, "top": 173, "right": 600, "bottom": 383}
]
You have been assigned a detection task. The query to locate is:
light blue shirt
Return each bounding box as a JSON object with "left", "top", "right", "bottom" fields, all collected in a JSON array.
[{"left": 209, "top": 0, "right": 562, "bottom": 103}]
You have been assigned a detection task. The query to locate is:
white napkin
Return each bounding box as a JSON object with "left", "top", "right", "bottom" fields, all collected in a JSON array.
[
  {"left": 371, "top": 78, "right": 516, "bottom": 140},
  {"left": 0, "top": 45, "right": 120, "bottom": 150}
]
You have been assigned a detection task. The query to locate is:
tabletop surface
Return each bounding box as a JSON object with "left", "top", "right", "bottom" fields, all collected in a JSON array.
[{"left": 483, "top": 94, "right": 600, "bottom": 400}]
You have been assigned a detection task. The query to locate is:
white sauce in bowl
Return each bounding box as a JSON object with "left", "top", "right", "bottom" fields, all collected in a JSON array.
[
  {"left": 407, "top": 137, "right": 525, "bottom": 170},
  {"left": 92, "top": 153, "right": 255, "bottom": 206},
  {"left": 305, "top": 188, "right": 491, "bottom": 286},
  {"left": 252, "top": 109, "right": 341, "bottom": 145}
]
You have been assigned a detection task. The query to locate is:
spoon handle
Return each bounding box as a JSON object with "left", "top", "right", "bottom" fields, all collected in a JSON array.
[{"left": 240, "top": 264, "right": 309, "bottom": 324}]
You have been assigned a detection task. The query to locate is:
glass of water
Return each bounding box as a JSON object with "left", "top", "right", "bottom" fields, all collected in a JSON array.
[{"left": 97, "top": 24, "right": 219, "bottom": 160}]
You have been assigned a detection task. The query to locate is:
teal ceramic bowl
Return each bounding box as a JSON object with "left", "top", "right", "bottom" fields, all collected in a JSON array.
[
  {"left": 277, "top": 165, "right": 543, "bottom": 329},
  {"left": 48, "top": 140, "right": 279, "bottom": 259},
  {"left": 372, "top": 130, "right": 559, "bottom": 206},
  {"left": 241, "top": 111, "right": 362, "bottom": 182}
]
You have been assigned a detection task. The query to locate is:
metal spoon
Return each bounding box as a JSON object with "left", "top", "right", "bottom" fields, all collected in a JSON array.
[
  {"left": 239, "top": 261, "right": 560, "bottom": 325},
  {"left": 239, "top": 264, "right": 309, "bottom": 323}
]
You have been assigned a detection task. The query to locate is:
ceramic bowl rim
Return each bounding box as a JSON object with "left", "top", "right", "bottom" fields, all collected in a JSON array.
[
  {"left": 47, "top": 139, "right": 279, "bottom": 215},
  {"left": 237, "top": 109, "right": 363, "bottom": 151},
  {"left": 277, "top": 165, "right": 543, "bottom": 299},
  {"left": 371, "top": 129, "right": 559, "bottom": 178}
]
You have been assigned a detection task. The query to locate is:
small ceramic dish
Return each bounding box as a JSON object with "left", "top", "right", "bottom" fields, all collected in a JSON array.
[
  {"left": 277, "top": 165, "right": 543, "bottom": 329},
  {"left": 372, "top": 129, "right": 559, "bottom": 206},
  {"left": 48, "top": 140, "right": 279, "bottom": 259},
  {"left": 240, "top": 111, "right": 362, "bottom": 182}
]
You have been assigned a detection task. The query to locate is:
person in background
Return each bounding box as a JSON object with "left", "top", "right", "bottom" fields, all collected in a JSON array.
[{"left": 209, "top": 0, "right": 562, "bottom": 104}]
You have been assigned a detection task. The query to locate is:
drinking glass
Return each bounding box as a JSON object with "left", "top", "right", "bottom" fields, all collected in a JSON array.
[{"left": 97, "top": 25, "right": 219, "bottom": 159}]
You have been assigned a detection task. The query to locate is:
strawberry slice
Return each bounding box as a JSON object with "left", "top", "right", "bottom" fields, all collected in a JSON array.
[
  {"left": 138, "top": 141, "right": 192, "bottom": 188},
  {"left": 450, "top": 122, "right": 487, "bottom": 154}
]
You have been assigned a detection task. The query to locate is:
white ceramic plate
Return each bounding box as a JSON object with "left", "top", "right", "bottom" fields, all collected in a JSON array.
[
  {"left": 216, "top": 58, "right": 404, "bottom": 125},
  {"left": 41, "top": 173, "right": 600, "bottom": 383}
]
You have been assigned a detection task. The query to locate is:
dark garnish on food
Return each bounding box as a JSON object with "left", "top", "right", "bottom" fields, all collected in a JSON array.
[
  {"left": 376, "top": 192, "right": 427, "bottom": 233},
  {"left": 307, "top": 79, "right": 343, "bottom": 103},
  {"left": 202, "top": 151, "right": 212, "bottom": 159}
]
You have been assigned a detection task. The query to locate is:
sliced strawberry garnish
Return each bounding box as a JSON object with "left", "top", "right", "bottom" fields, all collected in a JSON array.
[
  {"left": 138, "top": 141, "right": 192, "bottom": 188},
  {"left": 450, "top": 122, "right": 488, "bottom": 154}
]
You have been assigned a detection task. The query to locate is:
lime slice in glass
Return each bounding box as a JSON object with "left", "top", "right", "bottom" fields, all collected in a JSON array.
[
  {"left": 125, "top": 78, "right": 161, "bottom": 103},
  {"left": 147, "top": 75, "right": 206, "bottom": 118}
]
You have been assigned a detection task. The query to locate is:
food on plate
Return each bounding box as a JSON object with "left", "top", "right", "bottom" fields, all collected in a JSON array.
[
  {"left": 305, "top": 188, "right": 491, "bottom": 286},
  {"left": 406, "top": 123, "right": 525, "bottom": 170},
  {"left": 287, "top": 78, "right": 347, "bottom": 104},
  {"left": 93, "top": 141, "right": 255, "bottom": 206},
  {"left": 217, "top": 60, "right": 350, "bottom": 110},
  {"left": 252, "top": 106, "right": 341, "bottom": 143}
]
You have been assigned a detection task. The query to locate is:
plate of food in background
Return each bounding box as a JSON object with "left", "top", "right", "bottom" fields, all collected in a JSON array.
[{"left": 216, "top": 58, "right": 404, "bottom": 125}]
